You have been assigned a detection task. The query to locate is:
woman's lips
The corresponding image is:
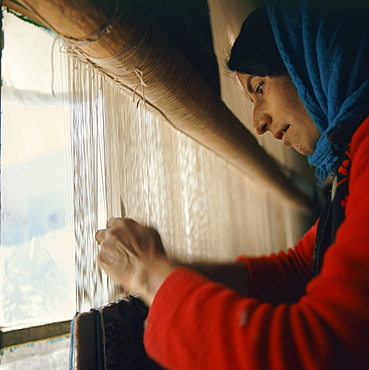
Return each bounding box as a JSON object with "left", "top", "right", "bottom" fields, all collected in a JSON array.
[{"left": 273, "top": 125, "right": 290, "bottom": 144}]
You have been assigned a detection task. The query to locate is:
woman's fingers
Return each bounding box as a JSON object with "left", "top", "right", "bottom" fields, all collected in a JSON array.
[
  {"left": 95, "top": 218, "right": 130, "bottom": 244},
  {"left": 94, "top": 218, "right": 176, "bottom": 304},
  {"left": 97, "top": 247, "right": 114, "bottom": 266},
  {"left": 106, "top": 217, "right": 136, "bottom": 228},
  {"left": 95, "top": 228, "right": 106, "bottom": 244},
  {"left": 106, "top": 217, "right": 121, "bottom": 228}
]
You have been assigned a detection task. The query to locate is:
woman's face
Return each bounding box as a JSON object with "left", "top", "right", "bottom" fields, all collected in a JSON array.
[{"left": 237, "top": 73, "right": 320, "bottom": 156}]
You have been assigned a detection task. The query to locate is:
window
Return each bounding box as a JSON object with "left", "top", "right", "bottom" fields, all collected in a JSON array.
[{"left": 1, "top": 11, "right": 74, "bottom": 368}]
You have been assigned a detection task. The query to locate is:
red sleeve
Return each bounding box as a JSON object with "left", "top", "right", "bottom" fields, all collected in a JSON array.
[
  {"left": 144, "top": 118, "right": 369, "bottom": 370},
  {"left": 237, "top": 222, "right": 316, "bottom": 304}
]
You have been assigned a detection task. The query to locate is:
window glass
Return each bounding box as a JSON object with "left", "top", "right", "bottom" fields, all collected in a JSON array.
[
  {"left": 1, "top": 12, "right": 75, "bottom": 327},
  {"left": 0, "top": 336, "right": 70, "bottom": 369}
]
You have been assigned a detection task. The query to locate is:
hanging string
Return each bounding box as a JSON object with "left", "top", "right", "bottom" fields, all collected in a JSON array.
[
  {"left": 133, "top": 68, "right": 147, "bottom": 108},
  {"left": 50, "top": 36, "right": 59, "bottom": 97}
]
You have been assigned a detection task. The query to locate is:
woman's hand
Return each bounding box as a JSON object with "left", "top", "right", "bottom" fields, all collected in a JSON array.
[{"left": 95, "top": 218, "right": 178, "bottom": 306}]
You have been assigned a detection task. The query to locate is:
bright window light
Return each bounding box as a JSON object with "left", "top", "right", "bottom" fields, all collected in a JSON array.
[{"left": 1, "top": 11, "right": 75, "bottom": 328}]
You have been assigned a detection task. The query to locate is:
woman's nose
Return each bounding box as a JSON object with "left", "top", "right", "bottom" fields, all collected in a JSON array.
[{"left": 253, "top": 111, "right": 272, "bottom": 135}]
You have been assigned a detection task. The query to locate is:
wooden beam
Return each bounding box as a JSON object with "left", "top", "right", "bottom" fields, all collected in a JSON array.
[{"left": 3, "top": 0, "right": 46, "bottom": 27}]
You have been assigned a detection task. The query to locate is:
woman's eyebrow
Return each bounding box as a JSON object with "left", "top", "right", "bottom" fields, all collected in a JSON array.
[{"left": 246, "top": 75, "right": 257, "bottom": 94}]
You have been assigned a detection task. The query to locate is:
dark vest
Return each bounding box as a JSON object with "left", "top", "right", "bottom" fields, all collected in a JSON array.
[{"left": 313, "top": 144, "right": 351, "bottom": 277}]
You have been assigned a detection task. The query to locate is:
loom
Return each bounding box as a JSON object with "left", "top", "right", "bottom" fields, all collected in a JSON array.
[{"left": 3, "top": 0, "right": 319, "bottom": 368}]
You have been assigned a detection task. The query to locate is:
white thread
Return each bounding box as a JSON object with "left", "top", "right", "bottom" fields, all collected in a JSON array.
[
  {"left": 50, "top": 36, "right": 58, "bottom": 97},
  {"left": 133, "top": 68, "right": 147, "bottom": 108}
]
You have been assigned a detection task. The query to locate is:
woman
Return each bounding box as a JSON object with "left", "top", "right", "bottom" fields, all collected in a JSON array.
[{"left": 95, "top": 1, "right": 369, "bottom": 368}]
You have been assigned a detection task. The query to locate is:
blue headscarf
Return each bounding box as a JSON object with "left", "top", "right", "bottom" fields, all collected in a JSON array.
[{"left": 265, "top": 0, "right": 369, "bottom": 182}]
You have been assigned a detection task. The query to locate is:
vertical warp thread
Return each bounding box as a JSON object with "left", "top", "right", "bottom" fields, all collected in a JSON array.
[{"left": 68, "top": 53, "right": 112, "bottom": 312}]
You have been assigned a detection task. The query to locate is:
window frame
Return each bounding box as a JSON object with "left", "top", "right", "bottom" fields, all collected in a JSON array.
[{"left": 0, "top": 319, "right": 72, "bottom": 349}]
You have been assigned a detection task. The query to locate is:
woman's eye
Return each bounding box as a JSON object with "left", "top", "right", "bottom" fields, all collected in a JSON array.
[{"left": 256, "top": 83, "right": 264, "bottom": 94}]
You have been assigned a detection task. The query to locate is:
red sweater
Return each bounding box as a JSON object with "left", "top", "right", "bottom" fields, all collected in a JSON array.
[{"left": 144, "top": 117, "right": 369, "bottom": 370}]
